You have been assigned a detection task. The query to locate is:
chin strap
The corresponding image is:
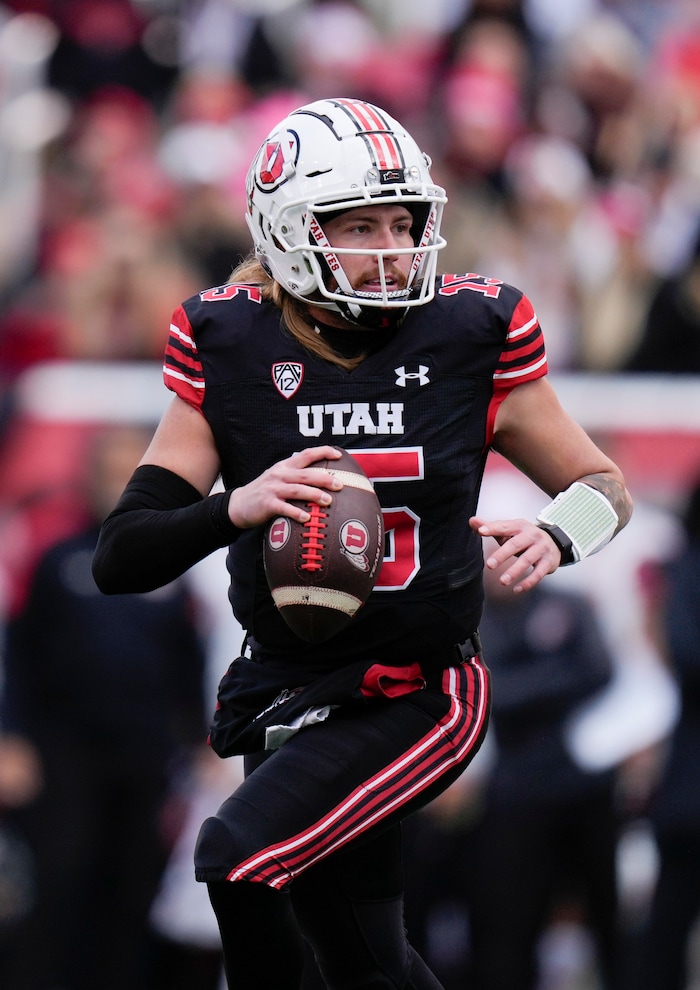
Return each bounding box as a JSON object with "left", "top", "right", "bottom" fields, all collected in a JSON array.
[{"left": 537, "top": 481, "right": 619, "bottom": 564}]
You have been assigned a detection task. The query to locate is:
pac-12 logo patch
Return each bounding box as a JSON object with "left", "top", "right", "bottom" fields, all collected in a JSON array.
[{"left": 272, "top": 361, "right": 304, "bottom": 399}]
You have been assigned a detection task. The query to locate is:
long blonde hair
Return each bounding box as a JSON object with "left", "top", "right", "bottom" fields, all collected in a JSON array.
[{"left": 229, "top": 254, "right": 368, "bottom": 371}]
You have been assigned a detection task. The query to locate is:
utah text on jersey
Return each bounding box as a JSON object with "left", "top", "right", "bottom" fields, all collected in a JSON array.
[{"left": 297, "top": 403, "right": 406, "bottom": 436}]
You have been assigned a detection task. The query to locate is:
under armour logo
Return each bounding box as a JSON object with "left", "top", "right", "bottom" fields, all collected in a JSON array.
[{"left": 394, "top": 365, "right": 430, "bottom": 387}]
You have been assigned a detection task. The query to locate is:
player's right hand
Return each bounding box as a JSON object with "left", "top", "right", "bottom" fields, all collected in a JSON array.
[{"left": 227, "top": 446, "right": 344, "bottom": 528}]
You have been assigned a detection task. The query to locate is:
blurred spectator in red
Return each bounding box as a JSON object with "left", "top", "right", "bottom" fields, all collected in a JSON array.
[
  {"left": 0, "top": 85, "right": 202, "bottom": 375},
  {"left": 439, "top": 16, "right": 530, "bottom": 189},
  {"left": 649, "top": 6, "right": 700, "bottom": 136}
]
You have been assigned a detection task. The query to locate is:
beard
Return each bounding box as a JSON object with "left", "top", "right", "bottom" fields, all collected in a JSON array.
[
  {"left": 327, "top": 263, "right": 410, "bottom": 297},
  {"left": 355, "top": 264, "right": 409, "bottom": 294}
]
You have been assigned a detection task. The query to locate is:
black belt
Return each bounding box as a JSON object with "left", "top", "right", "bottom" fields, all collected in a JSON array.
[{"left": 454, "top": 630, "right": 482, "bottom": 663}]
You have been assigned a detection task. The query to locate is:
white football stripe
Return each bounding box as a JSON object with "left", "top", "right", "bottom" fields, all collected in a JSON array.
[
  {"left": 271, "top": 587, "right": 363, "bottom": 615},
  {"left": 306, "top": 468, "right": 375, "bottom": 494}
]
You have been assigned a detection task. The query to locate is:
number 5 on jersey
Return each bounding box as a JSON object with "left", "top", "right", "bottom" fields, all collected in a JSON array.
[{"left": 352, "top": 448, "right": 423, "bottom": 591}]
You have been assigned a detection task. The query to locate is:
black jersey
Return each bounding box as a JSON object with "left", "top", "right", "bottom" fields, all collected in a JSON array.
[{"left": 163, "top": 274, "right": 548, "bottom": 668}]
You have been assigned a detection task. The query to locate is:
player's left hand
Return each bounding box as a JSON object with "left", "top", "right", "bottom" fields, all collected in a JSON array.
[{"left": 469, "top": 516, "right": 562, "bottom": 593}]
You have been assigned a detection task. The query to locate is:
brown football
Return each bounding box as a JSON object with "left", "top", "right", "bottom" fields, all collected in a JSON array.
[{"left": 263, "top": 447, "right": 384, "bottom": 642}]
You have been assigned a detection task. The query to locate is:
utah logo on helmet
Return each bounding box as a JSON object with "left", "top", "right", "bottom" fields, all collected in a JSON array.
[{"left": 257, "top": 135, "right": 299, "bottom": 190}]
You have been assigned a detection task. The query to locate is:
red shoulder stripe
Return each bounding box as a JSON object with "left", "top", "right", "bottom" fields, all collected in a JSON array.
[
  {"left": 163, "top": 305, "right": 205, "bottom": 409},
  {"left": 485, "top": 294, "right": 549, "bottom": 447},
  {"left": 493, "top": 294, "right": 548, "bottom": 385}
]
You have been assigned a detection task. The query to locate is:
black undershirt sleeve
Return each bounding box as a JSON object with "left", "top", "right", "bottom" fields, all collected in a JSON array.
[{"left": 92, "top": 464, "right": 242, "bottom": 594}]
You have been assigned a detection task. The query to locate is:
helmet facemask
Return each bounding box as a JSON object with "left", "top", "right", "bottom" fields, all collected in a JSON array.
[{"left": 304, "top": 199, "right": 445, "bottom": 328}]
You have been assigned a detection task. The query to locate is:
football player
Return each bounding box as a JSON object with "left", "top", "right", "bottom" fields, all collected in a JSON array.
[{"left": 93, "top": 98, "right": 632, "bottom": 989}]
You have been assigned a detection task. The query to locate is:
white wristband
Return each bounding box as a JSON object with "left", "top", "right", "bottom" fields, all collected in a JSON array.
[{"left": 537, "top": 482, "right": 618, "bottom": 562}]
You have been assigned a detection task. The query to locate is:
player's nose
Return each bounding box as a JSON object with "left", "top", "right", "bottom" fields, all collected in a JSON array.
[{"left": 371, "top": 224, "right": 401, "bottom": 259}]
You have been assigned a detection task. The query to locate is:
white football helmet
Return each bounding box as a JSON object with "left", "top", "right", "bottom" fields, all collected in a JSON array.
[{"left": 245, "top": 97, "right": 447, "bottom": 327}]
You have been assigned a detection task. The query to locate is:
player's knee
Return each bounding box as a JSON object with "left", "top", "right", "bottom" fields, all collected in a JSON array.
[{"left": 194, "top": 816, "right": 241, "bottom": 879}]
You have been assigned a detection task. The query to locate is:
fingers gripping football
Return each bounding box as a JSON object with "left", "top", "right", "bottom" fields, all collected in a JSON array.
[{"left": 227, "top": 445, "right": 344, "bottom": 529}]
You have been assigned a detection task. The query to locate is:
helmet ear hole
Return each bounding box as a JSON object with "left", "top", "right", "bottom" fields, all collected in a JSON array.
[{"left": 254, "top": 249, "right": 273, "bottom": 278}]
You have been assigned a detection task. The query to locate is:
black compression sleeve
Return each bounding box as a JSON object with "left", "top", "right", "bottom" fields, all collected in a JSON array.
[{"left": 92, "top": 464, "right": 242, "bottom": 594}]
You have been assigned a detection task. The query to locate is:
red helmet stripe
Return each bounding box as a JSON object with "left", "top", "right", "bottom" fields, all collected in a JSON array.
[
  {"left": 369, "top": 131, "right": 402, "bottom": 170},
  {"left": 334, "top": 98, "right": 403, "bottom": 170},
  {"left": 336, "top": 98, "right": 386, "bottom": 131}
]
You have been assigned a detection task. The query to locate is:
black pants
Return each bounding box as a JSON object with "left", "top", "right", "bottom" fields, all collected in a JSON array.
[{"left": 197, "top": 658, "right": 490, "bottom": 988}]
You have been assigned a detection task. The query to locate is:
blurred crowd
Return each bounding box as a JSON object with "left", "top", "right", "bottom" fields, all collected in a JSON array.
[
  {"left": 0, "top": 1, "right": 700, "bottom": 988},
  {"left": 1, "top": 0, "right": 700, "bottom": 390}
]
